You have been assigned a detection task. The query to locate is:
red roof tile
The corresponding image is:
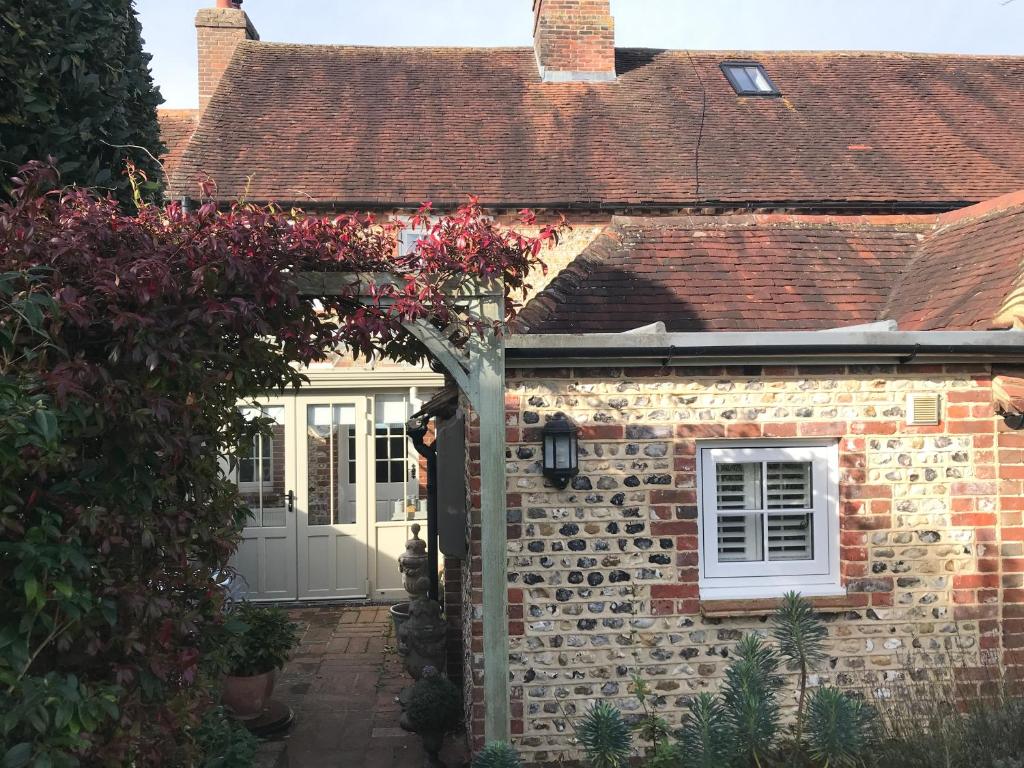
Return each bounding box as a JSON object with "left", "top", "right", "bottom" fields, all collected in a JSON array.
[
  {"left": 157, "top": 109, "right": 199, "bottom": 178},
  {"left": 516, "top": 216, "right": 928, "bottom": 333},
  {"left": 518, "top": 196, "right": 1024, "bottom": 334},
  {"left": 884, "top": 192, "right": 1024, "bottom": 330},
  {"left": 168, "top": 45, "right": 1024, "bottom": 209}
]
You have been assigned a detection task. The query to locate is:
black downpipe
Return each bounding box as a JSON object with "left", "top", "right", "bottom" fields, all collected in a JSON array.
[{"left": 407, "top": 416, "right": 439, "bottom": 602}]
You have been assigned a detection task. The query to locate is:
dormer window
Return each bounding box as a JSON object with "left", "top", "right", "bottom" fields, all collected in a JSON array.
[{"left": 721, "top": 61, "right": 779, "bottom": 96}]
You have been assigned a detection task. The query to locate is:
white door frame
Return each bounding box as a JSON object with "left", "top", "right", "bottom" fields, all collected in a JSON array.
[
  {"left": 233, "top": 395, "right": 298, "bottom": 601},
  {"left": 229, "top": 378, "right": 439, "bottom": 601},
  {"left": 295, "top": 393, "right": 371, "bottom": 599}
]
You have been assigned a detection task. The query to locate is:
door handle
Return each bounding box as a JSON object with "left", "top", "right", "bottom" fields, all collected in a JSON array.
[{"left": 287, "top": 490, "right": 294, "bottom": 513}]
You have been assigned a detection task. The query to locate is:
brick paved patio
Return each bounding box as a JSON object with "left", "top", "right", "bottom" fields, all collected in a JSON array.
[{"left": 257, "top": 604, "right": 468, "bottom": 768}]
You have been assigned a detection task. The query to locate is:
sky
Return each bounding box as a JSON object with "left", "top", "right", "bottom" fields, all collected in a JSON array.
[{"left": 138, "top": 0, "right": 1024, "bottom": 109}]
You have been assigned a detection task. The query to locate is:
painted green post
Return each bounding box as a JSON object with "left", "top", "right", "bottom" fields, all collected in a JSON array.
[{"left": 476, "top": 287, "right": 509, "bottom": 743}]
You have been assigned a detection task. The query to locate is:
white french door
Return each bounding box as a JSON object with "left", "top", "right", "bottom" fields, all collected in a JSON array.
[
  {"left": 232, "top": 397, "right": 299, "bottom": 601},
  {"left": 229, "top": 387, "right": 432, "bottom": 601},
  {"left": 370, "top": 393, "right": 427, "bottom": 599},
  {"left": 296, "top": 394, "right": 370, "bottom": 599}
]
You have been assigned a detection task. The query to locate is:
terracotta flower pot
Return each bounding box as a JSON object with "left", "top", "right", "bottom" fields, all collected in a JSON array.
[{"left": 222, "top": 669, "right": 276, "bottom": 720}]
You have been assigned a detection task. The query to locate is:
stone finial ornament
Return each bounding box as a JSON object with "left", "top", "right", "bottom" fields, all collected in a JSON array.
[
  {"left": 399, "top": 523, "right": 431, "bottom": 600},
  {"left": 396, "top": 524, "right": 447, "bottom": 681}
]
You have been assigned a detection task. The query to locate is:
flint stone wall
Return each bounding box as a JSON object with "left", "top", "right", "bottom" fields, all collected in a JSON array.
[{"left": 458, "top": 364, "right": 1024, "bottom": 759}]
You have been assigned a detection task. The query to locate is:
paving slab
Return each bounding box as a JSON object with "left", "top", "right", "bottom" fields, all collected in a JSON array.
[{"left": 256, "top": 604, "right": 468, "bottom": 768}]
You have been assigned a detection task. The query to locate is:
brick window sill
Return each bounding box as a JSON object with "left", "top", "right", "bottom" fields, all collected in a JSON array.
[{"left": 699, "top": 594, "right": 865, "bottom": 618}]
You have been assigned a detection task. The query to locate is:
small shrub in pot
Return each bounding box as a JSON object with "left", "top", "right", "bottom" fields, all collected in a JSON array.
[
  {"left": 220, "top": 603, "right": 298, "bottom": 719},
  {"left": 406, "top": 668, "right": 462, "bottom": 767}
]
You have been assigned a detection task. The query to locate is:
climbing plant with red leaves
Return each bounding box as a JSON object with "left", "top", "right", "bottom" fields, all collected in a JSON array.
[{"left": 0, "top": 163, "right": 558, "bottom": 766}]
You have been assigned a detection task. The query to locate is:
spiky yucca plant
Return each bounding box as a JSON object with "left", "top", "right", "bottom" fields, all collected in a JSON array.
[
  {"left": 577, "top": 701, "right": 633, "bottom": 768},
  {"left": 472, "top": 741, "right": 524, "bottom": 768},
  {"left": 805, "top": 687, "right": 874, "bottom": 768},
  {"left": 722, "top": 633, "right": 783, "bottom": 767},
  {"left": 678, "top": 692, "right": 734, "bottom": 768},
  {"left": 772, "top": 591, "right": 829, "bottom": 747}
]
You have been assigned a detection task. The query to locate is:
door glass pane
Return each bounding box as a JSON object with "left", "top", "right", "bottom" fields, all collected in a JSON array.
[
  {"left": 236, "top": 406, "right": 286, "bottom": 528},
  {"left": 306, "top": 404, "right": 357, "bottom": 525},
  {"left": 374, "top": 395, "right": 425, "bottom": 522}
]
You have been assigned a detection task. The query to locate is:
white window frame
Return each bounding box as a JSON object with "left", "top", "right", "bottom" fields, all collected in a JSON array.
[
  {"left": 237, "top": 432, "right": 274, "bottom": 493},
  {"left": 398, "top": 227, "right": 426, "bottom": 256},
  {"left": 698, "top": 440, "right": 843, "bottom": 600},
  {"left": 394, "top": 214, "right": 435, "bottom": 256}
]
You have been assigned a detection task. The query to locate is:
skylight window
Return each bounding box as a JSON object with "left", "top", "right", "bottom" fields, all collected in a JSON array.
[{"left": 721, "top": 61, "right": 779, "bottom": 96}]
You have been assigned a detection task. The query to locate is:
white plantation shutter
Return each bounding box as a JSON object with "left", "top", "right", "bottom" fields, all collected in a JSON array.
[
  {"left": 717, "top": 515, "right": 762, "bottom": 562},
  {"left": 700, "top": 444, "right": 837, "bottom": 597},
  {"left": 766, "top": 462, "right": 813, "bottom": 560},
  {"left": 716, "top": 463, "right": 761, "bottom": 509},
  {"left": 715, "top": 463, "right": 762, "bottom": 562},
  {"left": 767, "top": 514, "right": 813, "bottom": 560},
  {"left": 766, "top": 462, "right": 811, "bottom": 509}
]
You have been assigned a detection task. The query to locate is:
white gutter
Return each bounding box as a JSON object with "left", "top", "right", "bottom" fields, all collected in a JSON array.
[{"left": 505, "top": 330, "right": 1024, "bottom": 367}]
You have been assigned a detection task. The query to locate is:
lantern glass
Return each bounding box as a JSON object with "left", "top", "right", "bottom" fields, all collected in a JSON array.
[
  {"left": 541, "top": 414, "right": 579, "bottom": 489},
  {"left": 554, "top": 433, "right": 571, "bottom": 468}
]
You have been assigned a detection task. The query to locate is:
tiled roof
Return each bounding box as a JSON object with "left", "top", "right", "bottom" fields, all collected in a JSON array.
[
  {"left": 517, "top": 195, "right": 1024, "bottom": 333},
  {"left": 885, "top": 192, "right": 1024, "bottom": 331},
  {"left": 157, "top": 109, "right": 199, "bottom": 178},
  {"left": 168, "top": 45, "right": 1024, "bottom": 209},
  {"left": 515, "top": 216, "right": 928, "bottom": 333}
]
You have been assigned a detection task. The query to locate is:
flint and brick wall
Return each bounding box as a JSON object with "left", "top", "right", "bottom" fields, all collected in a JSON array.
[{"left": 460, "top": 363, "right": 1024, "bottom": 759}]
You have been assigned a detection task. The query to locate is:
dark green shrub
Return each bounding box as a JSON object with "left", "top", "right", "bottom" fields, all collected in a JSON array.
[
  {"left": 722, "top": 633, "right": 783, "bottom": 765},
  {"left": 222, "top": 603, "right": 298, "bottom": 677},
  {"left": 678, "top": 693, "right": 732, "bottom": 768},
  {"left": 772, "top": 590, "right": 828, "bottom": 747},
  {"left": 805, "top": 687, "right": 874, "bottom": 768},
  {"left": 405, "top": 673, "right": 463, "bottom": 737},
  {"left": 194, "top": 707, "right": 258, "bottom": 768},
  {"left": 577, "top": 700, "right": 633, "bottom": 768},
  {"left": 0, "top": 1, "right": 164, "bottom": 204},
  {"left": 471, "top": 741, "right": 524, "bottom": 768},
  {"left": 612, "top": 593, "right": 875, "bottom": 768}
]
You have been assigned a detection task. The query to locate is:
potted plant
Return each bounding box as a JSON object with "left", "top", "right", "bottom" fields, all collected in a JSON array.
[
  {"left": 405, "top": 668, "right": 463, "bottom": 767},
  {"left": 220, "top": 602, "right": 298, "bottom": 720}
]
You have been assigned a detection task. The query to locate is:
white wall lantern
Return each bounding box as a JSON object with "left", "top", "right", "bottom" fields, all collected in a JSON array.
[{"left": 542, "top": 413, "right": 579, "bottom": 489}]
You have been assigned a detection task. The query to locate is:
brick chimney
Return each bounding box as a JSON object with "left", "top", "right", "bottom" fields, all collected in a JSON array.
[
  {"left": 532, "top": 0, "right": 615, "bottom": 82},
  {"left": 195, "top": 0, "right": 259, "bottom": 111}
]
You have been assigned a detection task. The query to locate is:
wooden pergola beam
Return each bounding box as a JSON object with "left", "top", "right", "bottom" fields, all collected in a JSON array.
[{"left": 297, "top": 271, "right": 511, "bottom": 743}]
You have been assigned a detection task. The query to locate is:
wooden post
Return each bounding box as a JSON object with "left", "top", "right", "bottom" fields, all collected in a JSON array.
[{"left": 474, "top": 290, "right": 509, "bottom": 743}]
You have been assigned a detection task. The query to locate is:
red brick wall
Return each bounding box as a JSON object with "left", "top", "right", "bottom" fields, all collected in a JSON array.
[
  {"left": 533, "top": 0, "right": 615, "bottom": 77},
  {"left": 195, "top": 7, "right": 257, "bottom": 111},
  {"left": 443, "top": 555, "right": 464, "bottom": 685}
]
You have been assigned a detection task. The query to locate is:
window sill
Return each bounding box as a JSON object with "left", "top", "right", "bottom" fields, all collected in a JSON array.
[{"left": 699, "top": 593, "right": 864, "bottom": 619}]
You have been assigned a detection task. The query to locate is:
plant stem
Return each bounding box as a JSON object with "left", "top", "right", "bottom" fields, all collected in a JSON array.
[{"left": 794, "top": 658, "right": 807, "bottom": 750}]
